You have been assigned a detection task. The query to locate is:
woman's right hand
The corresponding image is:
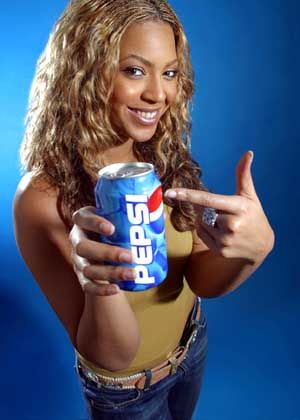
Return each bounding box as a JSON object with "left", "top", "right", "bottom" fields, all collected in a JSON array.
[{"left": 69, "top": 206, "right": 136, "bottom": 296}]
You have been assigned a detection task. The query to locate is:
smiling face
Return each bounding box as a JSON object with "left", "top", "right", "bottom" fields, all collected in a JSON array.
[{"left": 110, "top": 20, "right": 178, "bottom": 145}]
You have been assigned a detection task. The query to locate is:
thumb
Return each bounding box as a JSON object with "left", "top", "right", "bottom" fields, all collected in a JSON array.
[{"left": 236, "top": 151, "right": 258, "bottom": 200}]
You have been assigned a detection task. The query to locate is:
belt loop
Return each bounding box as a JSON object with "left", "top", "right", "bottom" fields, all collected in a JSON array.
[
  {"left": 169, "top": 355, "right": 179, "bottom": 375},
  {"left": 143, "top": 369, "right": 152, "bottom": 390},
  {"left": 191, "top": 319, "right": 200, "bottom": 328},
  {"left": 190, "top": 296, "right": 198, "bottom": 319},
  {"left": 189, "top": 297, "right": 200, "bottom": 328}
]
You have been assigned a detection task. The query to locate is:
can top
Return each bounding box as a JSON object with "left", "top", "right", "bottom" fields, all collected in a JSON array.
[{"left": 98, "top": 162, "right": 153, "bottom": 179}]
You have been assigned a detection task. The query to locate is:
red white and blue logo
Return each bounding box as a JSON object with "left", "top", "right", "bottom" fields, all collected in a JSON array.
[{"left": 147, "top": 186, "right": 165, "bottom": 234}]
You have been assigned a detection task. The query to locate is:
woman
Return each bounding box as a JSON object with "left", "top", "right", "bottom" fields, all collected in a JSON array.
[{"left": 13, "top": 0, "right": 275, "bottom": 419}]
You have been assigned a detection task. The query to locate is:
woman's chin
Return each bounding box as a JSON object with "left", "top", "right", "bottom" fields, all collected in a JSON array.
[{"left": 129, "top": 127, "right": 157, "bottom": 143}]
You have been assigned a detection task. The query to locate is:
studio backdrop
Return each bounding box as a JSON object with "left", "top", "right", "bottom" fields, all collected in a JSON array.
[{"left": 1, "top": 1, "right": 299, "bottom": 419}]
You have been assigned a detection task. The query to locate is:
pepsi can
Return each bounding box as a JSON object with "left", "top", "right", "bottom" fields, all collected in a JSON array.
[{"left": 94, "top": 162, "right": 168, "bottom": 291}]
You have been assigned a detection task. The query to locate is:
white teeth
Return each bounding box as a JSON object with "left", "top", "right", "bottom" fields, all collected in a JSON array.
[{"left": 136, "top": 110, "right": 157, "bottom": 120}]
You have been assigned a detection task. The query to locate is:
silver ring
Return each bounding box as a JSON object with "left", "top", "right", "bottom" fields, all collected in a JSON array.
[{"left": 202, "top": 207, "right": 218, "bottom": 228}]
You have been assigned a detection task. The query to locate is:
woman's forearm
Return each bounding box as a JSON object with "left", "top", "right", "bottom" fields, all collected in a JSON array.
[
  {"left": 185, "top": 250, "right": 269, "bottom": 298},
  {"left": 76, "top": 290, "right": 140, "bottom": 371}
]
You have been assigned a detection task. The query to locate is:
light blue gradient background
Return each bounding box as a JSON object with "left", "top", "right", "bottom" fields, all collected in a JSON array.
[{"left": 1, "top": 1, "right": 299, "bottom": 419}]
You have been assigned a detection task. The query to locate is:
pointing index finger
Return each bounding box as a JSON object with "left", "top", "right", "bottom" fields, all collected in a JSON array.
[{"left": 165, "top": 188, "right": 242, "bottom": 214}]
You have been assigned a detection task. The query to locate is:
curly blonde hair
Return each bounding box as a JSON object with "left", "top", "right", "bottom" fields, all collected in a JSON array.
[{"left": 21, "top": 0, "right": 206, "bottom": 230}]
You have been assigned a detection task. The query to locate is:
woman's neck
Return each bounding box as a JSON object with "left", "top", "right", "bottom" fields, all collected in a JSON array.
[{"left": 102, "top": 139, "right": 138, "bottom": 165}]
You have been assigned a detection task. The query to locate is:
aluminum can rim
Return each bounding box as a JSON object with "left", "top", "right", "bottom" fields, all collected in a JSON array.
[{"left": 97, "top": 162, "right": 154, "bottom": 179}]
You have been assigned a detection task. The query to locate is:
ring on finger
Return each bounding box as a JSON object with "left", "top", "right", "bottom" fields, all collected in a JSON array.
[{"left": 202, "top": 207, "right": 219, "bottom": 228}]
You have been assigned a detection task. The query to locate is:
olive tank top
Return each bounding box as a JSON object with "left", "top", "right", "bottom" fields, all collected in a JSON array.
[{"left": 75, "top": 205, "right": 197, "bottom": 377}]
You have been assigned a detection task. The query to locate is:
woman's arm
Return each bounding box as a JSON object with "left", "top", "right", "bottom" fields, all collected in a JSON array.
[
  {"left": 76, "top": 292, "right": 140, "bottom": 371},
  {"left": 13, "top": 174, "right": 140, "bottom": 371}
]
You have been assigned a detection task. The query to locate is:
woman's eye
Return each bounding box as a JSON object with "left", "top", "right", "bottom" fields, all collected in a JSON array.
[
  {"left": 164, "top": 69, "right": 178, "bottom": 79},
  {"left": 123, "top": 67, "right": 144, "bottom": 77}
]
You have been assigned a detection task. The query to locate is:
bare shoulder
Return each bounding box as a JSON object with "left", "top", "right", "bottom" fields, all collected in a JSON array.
[
  {"left": 14, "top": 172, "right": 64, "bottom": 232},
  {"left": 13, "top": 172, "right": 84, "bottom": 346},
  {"left": 14, "top": 173, "right": 72, "bottom": 257}
]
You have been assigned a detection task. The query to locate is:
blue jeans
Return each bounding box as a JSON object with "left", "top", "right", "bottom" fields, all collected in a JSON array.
[{"left": 74, "top": 298, "right": 208, "bottom": 420}]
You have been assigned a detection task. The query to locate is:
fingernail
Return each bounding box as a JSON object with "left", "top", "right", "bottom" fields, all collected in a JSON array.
[
  {"left": 123, "top": 269, "right": 136, "bottom": 280},
  {"left": 165, "top": 190, "right": 177, "bottom": 198},
  {"left": 99, "top": 222, "right": 114, "bottom": 235},
  {"left": 119, "top": 252, "right": 132, "bottom": 263}
]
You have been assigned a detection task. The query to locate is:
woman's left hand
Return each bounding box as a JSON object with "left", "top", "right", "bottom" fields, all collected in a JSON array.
[{"left": 165, "top": 151, "right": 275, "bottom": 264}]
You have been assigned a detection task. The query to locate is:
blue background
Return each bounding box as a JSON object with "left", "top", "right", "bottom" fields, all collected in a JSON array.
[{"left": 1, "top": 1, "right": 299, "bottom": 419}]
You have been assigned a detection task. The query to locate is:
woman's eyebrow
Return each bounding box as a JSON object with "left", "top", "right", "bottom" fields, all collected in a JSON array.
[{"left": 120, "top": 54, "right": 178, "bottom": 67}]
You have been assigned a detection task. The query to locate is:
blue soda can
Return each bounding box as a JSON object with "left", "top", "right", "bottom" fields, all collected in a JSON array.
[{"left": 94, "top": 162, "right": 168, "bottom": 291}]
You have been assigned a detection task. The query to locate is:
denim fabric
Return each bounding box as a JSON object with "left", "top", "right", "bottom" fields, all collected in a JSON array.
[{"left": 74, "top": 297, "right": 208, "bottom": 420}]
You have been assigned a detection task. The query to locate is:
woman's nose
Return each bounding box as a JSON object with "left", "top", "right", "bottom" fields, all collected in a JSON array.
[{"left": 141, "top": 75, "right": 166, "bottom": 104}]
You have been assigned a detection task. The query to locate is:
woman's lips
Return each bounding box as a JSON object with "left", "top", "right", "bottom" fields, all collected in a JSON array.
[{"left": 127, "top": 107, "right": 161, "bottom": 126}]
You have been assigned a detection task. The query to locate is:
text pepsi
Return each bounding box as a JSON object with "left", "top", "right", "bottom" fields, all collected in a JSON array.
[{"left": 94, "top": 162, "right": 168, "bottom": 291}]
